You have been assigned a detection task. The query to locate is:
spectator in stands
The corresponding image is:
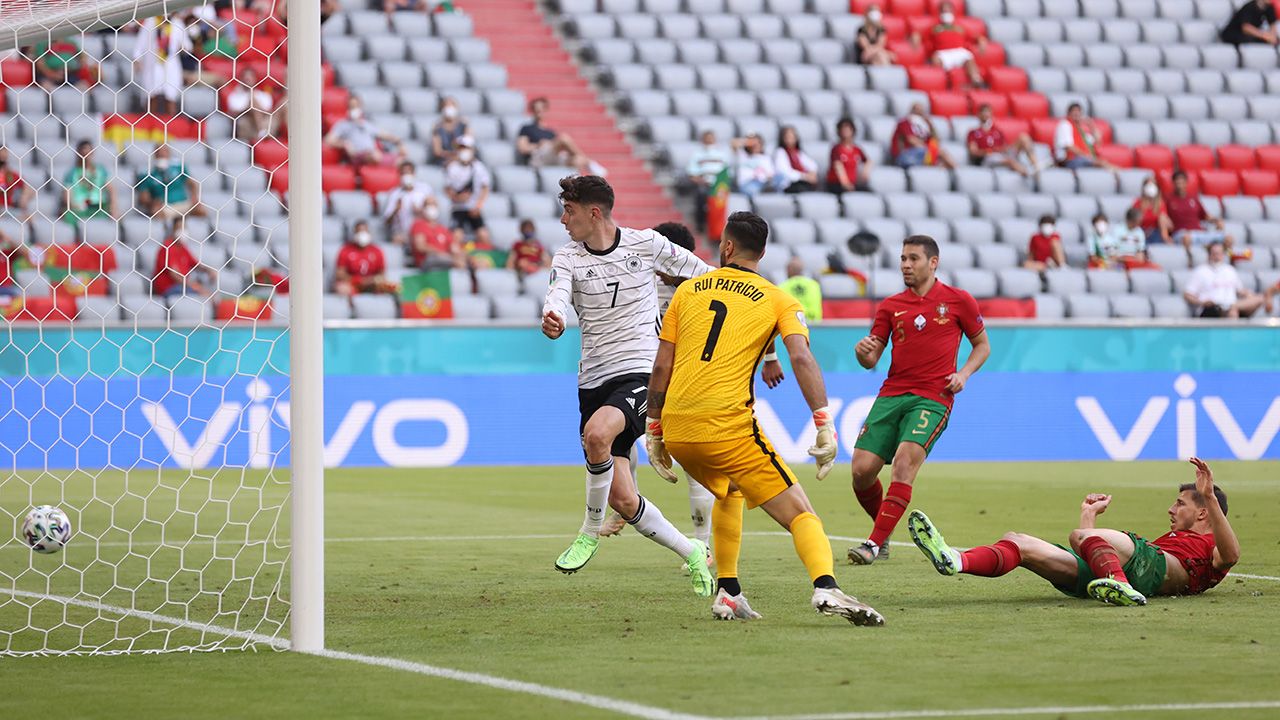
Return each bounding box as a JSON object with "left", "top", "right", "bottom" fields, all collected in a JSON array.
[
  {"left": 573, "top": 154, "right": 608, "bottom": 179},
  {"left": 410, "top": 205, "right": 465, "bottom": 270},
  {"left": 891, "top": 103, "right": 956, "bottom": 169},
  {"left": 1088, "top": 210, "right": 1149, "bottom": 269},
  {"left": 1166, "top": 170, "right": 1236, "bottom": 255},
  {"left": 1131, "top": 175, "right": 1173, "bottom": 245},
  {"left": 178, "top": 7, "right": 227, "bottom": 88},
  {"left": 152, "top": 216, "right": 217, "bottom": 298},
  {"left": 62, "top": 140, "right": 118, "bottom": 224},
  {"left": 826, "top": 117, "right": 870, "bottom": 193},
  {"left": 1184, "top": 241, "right": 1264, "bottom": 318},
  {"left": 381, "top": 161, "right": 437, "bottom": 246},
  {"left": 506, "top": 218, "right": 552, "bottom": 277},
  {"left": 430, "top": 96, "right": 469, "bottom": 166},
  {"left": 516, "top": 97, "right": 582, "bottom": 168},
  {"left": 1221, "top": 0, "right": 1278, "bottom": 45},
  {"left": 445, "top": 135, "right": 492, "bottom": 248},
  {"left": 686, "top": 129, "right": 732, "bottom": 232},
  {"left": 133, "top": 13, "right": 190, "bottom": 116},
  {"left": 225, "top": 67, "right": 280, "bottom": 142},
  {"left": 0, "top": 230, "right": 29, "bottom": 297},
  {"left": 0, "top": 147, "right": 34, "bottom": 219},
  {"left": 967, "top": 103, "right": 1038, "bottom": 177},
  {"left": 922, "top": 2, "right": 986, "bottom": 88},
  {"left": 855, "top": 5, "right": 895, "bottom": 66},
  {"left": 1023, "top": 215, "right": 1066, "bottom": 272},
  {"left": 385, "top": 0, "right": 428, "bottom": 16},
  {"left": 731, "top": 133, "right": 778, "bottom": 198},
  {"left": 324, "top": 95, "right": 407, "bottom": 168},
  {"left": 1054, "top": 103, "right": 1116, "bottom": 171},
  {"left": 33, "top": 37, "right": 98, "bottom": 89},
  {"left": 773, "top": 126, "right": 819, "bottom": 194},
  {"left": 136, "top": 145, "right": 207, "bottom": 220},
  {"left": 1264, "top": 278, "right": 1280, "bottom": 315},
  {"left": 334, "top": 220, "right": 398, "bottom": 297},
  {"left": 778, "top": 256, "right": 822, "bottom": 323}
]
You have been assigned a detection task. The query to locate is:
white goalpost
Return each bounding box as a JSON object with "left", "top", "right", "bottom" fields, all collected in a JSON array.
[{"left": 0, "top": 0, "right": 323, "bottom": 654}]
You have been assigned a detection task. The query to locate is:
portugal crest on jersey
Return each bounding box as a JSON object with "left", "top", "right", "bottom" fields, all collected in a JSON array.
[{"left": 934, "top": 302, "right": 951, "bottom": 324}]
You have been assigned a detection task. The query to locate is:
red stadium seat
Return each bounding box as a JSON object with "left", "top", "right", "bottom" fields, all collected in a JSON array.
[
  {"left": 1093, "top": 119, "right": 1113, "bottom": 145},
  {"left": 927, "top": 91, "right": 970, "bottom": 117},
  {"left": 321, "top": 145, "right": 343, "bottom": 164},
  {"left": 1135, "top": 144, "right": 1175, "bottom": 173},
  {"left": 1008, "top": 91, "right": 1049, "bottom": 119},
  {"left": 972, "top": 41, "right": 1005, "bottom": 68},
  {"left": 907, "top": 15, "right": 935, "bottom": 36},
  {"left": 1197, "top": 169, "right": 1240, "bottom": 197},
  {"left": 321, "top": 86, "right": 350, "bottom": 116},
  {"left": 269, "top": 163, "right": 289, "bottom": 194},
  {"left": 1030, "top": 118, "right": 1058, "bottom": 145},
  {"left": 967, "top": 90, "right": 1009, "bottom": 116},
  {"left": 1175, "top": 144, "right": 1215, "bottom": 173},
  {"left": 956, "top": 16, "right": 986, "bottom": 39},
  {"left": 889, "top": 40, "right": 927, "bottom": 65},
  {"left": 1216, "top": 144, "right": 1257, "bottom": 171},
  {"left": 0, "top": 59, "right": 33, "bottom": 87},
  {"left": 946, "top": 67, "right": 973, "bottom": 89},
  {"left": 359, "top": 165, "right": 400, "bottom": 195},
  {"left": 252, "top": 138, "right": 288, "bottom": 171},
  {"left": 850, "top": 0, "right": 876, "bottom": 14},
  {"left": 994, "top": 117, "right": 1030, "bottom": 139},
  {"left": 1156, "top": 168, "right": 1198, "bottom": 197},
  {"left": 908, "top": 66, "right": 948, "bottom": 91},
  {"left": 890, "top": 0, "right": 929, "bottom": 15},
  {"left": 1256, "top": 145, "right": 1280, "bottom": 173},
  {"left": 985, "top": 66, "right": 1028, "bottom": 92},
  {"left": 322, "top": 164, "right": 357, "bottom": 193},
  {"left": 1239, "top": 169, "right": 1280, "bottom": 197},
  {"left": 882, "top": 16, "right": 908, "bottom": 41},
  {"left": 926, "top": 0, "right": 965, "bottom": 14},
  {"left": 1096, "top": 144, "right": 1135, "bottom": 168}
]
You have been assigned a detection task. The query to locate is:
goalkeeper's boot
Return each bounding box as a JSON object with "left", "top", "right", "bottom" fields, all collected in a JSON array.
[
  {"left": 812, "top": 587, "right": 885, "bottom": 626},
  {"left": 711, "top": 588, "right": 762, "bottom": 620},
  {"left": 684, "top": 539, "right": 714, "bottom": 597},
  {"left": 1087, "top": 577, "right": 1148, "bottom": 607},
  {"left": 599, "top": 512, "right": 627, "bottom": 537},
  {"left": 848, "top": 540, "right": 880, "bottom": 566},
  {"left": 555, "top": 533, "right": 600, "bottom": 574},
  {"left": 907, "top": 510, "right": 961, "bottom": 577}
]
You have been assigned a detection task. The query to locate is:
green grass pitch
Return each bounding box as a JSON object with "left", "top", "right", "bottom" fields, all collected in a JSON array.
[{"left": 2, "top": 461, "right": 1278, "bottom": 719}]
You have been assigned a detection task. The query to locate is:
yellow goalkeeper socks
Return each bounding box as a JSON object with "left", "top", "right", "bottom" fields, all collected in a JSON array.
[
  {"left": 712, "top": 490, "right": 745, "bottom": 582},
  {"left": 789, "top": 512, "right": 835, "bottom": 584}
]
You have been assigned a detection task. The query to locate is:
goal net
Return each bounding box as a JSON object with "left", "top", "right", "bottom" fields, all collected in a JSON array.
[{"left": 0, "top": 0, "right": 302, "bottom": 655}]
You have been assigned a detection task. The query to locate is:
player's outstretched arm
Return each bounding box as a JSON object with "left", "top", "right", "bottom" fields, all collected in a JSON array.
[
  {"left": 644, "top": 339, "right": 678, "bottom": 482},
  {"left": 651, "top": 231, "right": 714, "bottom": 280},
  {"left": 540, "top": 251, "right": 573, "bottom": 340},
  {"left": 783, "top": 334, "right": 837, "bottom": 480},
  {"left": 1191, "top": 457, "right": 1240, "bottom": 571}
]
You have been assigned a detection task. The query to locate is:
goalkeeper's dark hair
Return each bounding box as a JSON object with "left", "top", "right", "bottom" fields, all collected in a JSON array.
[
  {"left": 724, "top": 211, "right": 769, "bottom": 258},
  {"left": 558, "top": 175, "right": 614, "bottom": 215},
  {"left": 1179, "top": 483, "right": 1228, "bottom": 515},
  {"left": 653, "top": 222, "right": 695, "bottom": 253},
  {"left": 903, "top": 234, "right": 940, "bottom": 259}
]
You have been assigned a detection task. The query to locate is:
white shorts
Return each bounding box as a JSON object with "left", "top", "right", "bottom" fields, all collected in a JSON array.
[{"left": 935, "top": 47, "right": 974, "bottom": 71}]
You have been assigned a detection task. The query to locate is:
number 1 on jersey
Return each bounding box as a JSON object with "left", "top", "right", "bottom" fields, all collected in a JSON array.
[{"left": 701, "top": 300, "right": 728, "bottom": 362}]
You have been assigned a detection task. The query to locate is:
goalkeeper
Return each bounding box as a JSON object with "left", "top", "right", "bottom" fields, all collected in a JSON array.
[{"left": 643, "top": 212, "right": 883, "bottom": 626}]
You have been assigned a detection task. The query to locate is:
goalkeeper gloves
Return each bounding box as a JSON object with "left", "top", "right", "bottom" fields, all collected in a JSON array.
[
  {"left": 645, "top": 418, "right": 679, "bottom": 483},
  {"left": 807, "top": 406, "right": 837, "bottom": 481}
]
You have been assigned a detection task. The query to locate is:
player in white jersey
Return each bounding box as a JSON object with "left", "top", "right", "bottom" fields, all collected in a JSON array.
[{"left": 541, "top": 176, "right": 716, "bottom": 595}]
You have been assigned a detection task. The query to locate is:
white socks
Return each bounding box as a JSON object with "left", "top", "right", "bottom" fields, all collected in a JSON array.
[
  {"left": 627, "top": 495, "right": 694, "bottom": 558},
  {"left": 579, "top": 457, "right": 614, "bottom": 537},
  {"left": 686, "top": 473, "right": 714, "bottom": 545}
]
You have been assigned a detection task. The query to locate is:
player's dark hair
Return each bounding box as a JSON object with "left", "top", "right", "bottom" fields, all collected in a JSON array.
[
  {"left": 903, "top": 234, "right": 939, "bottom": 259},
  {"left": 724, "top": 211, "right": 768, "bottom": 258},
  {"left": 653, "top": 222, "right": 696, "bottom": 252},
  {"left": 1179, "top": 483, "right": 1228, "bottom": 515},
  {"left": 558, "top": 175, "right": 614, "bottom": 214}
]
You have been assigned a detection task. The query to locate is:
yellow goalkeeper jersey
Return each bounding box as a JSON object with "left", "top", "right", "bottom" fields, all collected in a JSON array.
[{"left": 659, "top": 264, "right": 810, "bottom": 443}]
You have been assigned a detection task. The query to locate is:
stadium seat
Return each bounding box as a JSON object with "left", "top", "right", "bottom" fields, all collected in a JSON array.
[
  {"left": 1066, "top": 293, "right": 1110, "bottom": 318},
  {"left": 1198, "top": 169, "right": 1241, "bottom": 197},
  {"left": 1240, "top": 170, "right": 1280, "bottom": 199},
  {"left": 1174, "top": 145, "right": 1214, "bottom": 173},
  {"left": 1255, "top": 146, "right": 1280, "bottom": 173},
  {"left": 1134, "top": 145, "right": 1174, "bottom": 173},
  {"left": 1110, "top": 294, "right": 1153, "bottom": 318},
  {"left": 1216, "top": 145, "right": 1257, "bottom": 172}
]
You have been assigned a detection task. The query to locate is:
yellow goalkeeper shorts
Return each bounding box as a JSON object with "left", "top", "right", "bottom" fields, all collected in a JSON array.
[{"left": 666, "top": 429, "right": 798, "bottom": 509}]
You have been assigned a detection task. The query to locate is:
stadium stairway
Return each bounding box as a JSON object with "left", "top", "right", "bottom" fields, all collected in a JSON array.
[{"left": 467, "top": 0, "right": 680, "bottom": 230}]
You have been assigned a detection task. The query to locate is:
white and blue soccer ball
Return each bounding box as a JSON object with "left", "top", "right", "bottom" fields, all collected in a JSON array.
[{"left": 21, "top": 505, "right": 72, "bottom": 554}]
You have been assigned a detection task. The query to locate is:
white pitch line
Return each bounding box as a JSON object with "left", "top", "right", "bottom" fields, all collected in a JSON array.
[
  {"left": 742, "top": 700, "right": 1280, "bottom": 720},
  {"left": 0, "top": 588, "right": 711, "bottom": 720}
]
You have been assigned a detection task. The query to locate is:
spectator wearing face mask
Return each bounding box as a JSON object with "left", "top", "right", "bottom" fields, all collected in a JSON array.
[
  {"left": 225, "top": 67, "right": 280, "bottom": 142},
  {"left": 324, "top": 95, "right": 406, "bottom": 168},
  {"left": 152, "top": 216, "right": 217, "bottom": 298},
  {"left": 1024, "top": 215, "right": 1066, "bottom": 272},
  {"left": 334, "top": 219, "right": 398, "bottom": 296},
  {"left": 923, "top": 2, "right": 987, "bottom": 88},
  {"left": 135, "top": 144, "right": 206, "bottom": 220},
  {"left": 430, "top": 96, "right": 469, "bottom": 166},
  {"left": 381, "top": 161, "right": 437, "bottom": 246},
  {"left": 506, "top": 218, "right": 551, "bottom": 277},
  {"left": 444, "top": 135, "right": 492, "bottom": 248},
  {"left": 409, "top": 205, "right": 465, "bottom": 270},
  {"left": 1088, "top": 210, "right": 1151, "bottom": 270},
  {"left": 1130, "top": 175, "right": 1172, "bottom": 245},
  {"left": 855, "top": 5, "right": 895, "bottom": 66}
]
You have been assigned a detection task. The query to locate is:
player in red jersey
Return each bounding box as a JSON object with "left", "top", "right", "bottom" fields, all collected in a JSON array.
[
  {"left": 908, "top": 458, "right": 1240, "bottom": 606},
  {"left": 847, "top": 235, "right": 990, "bottom": 565}
]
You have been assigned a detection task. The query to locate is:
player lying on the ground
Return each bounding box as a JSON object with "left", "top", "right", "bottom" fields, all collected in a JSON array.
[
  {"left": 907, "top": 458, "right": 1240, "bottom": 606},
  {"left": 644, "top": 211, "right": 883, "bottom": 626},
  {"left": 848, "top": 235, "right": 991, "bottom": 566},
  {"left": 541, "top": 176, "right": 715, "bottom": 595}
]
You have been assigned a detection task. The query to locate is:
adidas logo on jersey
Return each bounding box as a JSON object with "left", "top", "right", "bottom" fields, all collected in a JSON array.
[{"left": 585, "top": 268, "right": 597, "bottom": 278}]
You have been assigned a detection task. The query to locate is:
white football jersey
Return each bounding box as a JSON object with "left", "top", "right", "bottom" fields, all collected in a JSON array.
[
  {"left": 544, "top": 226, "right": 712, "bottom": 389},
  {"left": 655, "top": 276, "right": 679, "bottom": 334}
]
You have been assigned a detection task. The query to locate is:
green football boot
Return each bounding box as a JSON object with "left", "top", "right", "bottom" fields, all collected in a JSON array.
[
  {"left": 907, "top": 510, "right": 962, "bottom": 577},
  {"left": 555, "top": 533, "right": 600, "bottom": 574},
  {"left": 1087, "top": 577, "right": 1148, "bottom": 607},
  {"left": 684, "top": 539, "right": 714, "bottom": 597}
]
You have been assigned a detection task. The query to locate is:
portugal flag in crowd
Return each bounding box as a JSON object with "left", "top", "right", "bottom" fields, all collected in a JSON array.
[
  {"left": 400, "top": 270, "right": 453, "bottom": 319},
  {"left": 706, "top": 167, "right": 731, "bottom": 242}
]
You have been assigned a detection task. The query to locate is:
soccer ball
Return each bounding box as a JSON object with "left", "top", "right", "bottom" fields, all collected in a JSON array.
[{"left": 21, "top": 505, "right": 72, "bottom": 554}]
